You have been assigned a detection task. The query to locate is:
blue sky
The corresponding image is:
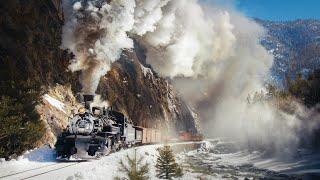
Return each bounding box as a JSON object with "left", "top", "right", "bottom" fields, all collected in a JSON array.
[{"left": 202, "top": 0, "right": 320, "bottom": 21}]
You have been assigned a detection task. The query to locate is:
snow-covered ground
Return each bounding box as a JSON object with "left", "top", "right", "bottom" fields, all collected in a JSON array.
[
  {"left": 0, "top": 145, "right": 156, "bottom": 180},
  {"left": 0, "top": 142, "right": 203, "bottom": 180},
  {"left": 1, "top": 140, "right": 320, "bottom": 180}
]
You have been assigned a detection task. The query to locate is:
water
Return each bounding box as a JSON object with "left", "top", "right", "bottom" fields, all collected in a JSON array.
[{"left": 173, "top": 139, "right": 320, "bottom": 180}]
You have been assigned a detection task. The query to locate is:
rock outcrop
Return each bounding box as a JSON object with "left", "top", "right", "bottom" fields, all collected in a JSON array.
[{"left": 97, "top": 43, "right": 199, "bottom": 133}]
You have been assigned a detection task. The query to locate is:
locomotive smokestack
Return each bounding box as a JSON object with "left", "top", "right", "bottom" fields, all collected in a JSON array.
[{"left": 83, "top": 94, "right": 94, "bottom": 110}]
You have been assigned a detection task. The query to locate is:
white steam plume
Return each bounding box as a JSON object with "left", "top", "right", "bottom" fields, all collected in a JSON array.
[
  {"left": 62, "top": 0, "right": 135, "bottom": 94},
  {"left": 135, "top": 0, "right": 317, "bottom": 153}
]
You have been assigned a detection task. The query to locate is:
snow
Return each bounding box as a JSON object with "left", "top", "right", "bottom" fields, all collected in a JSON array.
[
  {"left": 43, "top": 94, "right": 66, "bottom": 113},
  {"left": 178, "top": 140, "right": 320, "bottom": 178},
  {"left": 0, "top": 142, "right": 199, "bottom": 180},
  {"left": 166, "top": 83, "right": 177, "bottom": 116},
  {"left": 73, "top": 2, "right": 82, "bottom": 11},
  {"left": 1, "top": 140, "right": 319, "bottom": 179},
  {"left": 0, "top": 146, "right": 57, "bottom": 180},
  {"left": 23, "top": 146, "right": 56, "bottom": 162},
  {"left": 187, "top": 105, "right": 200, "bottom": 130},
  {"left": 0, "top": 141, "right": 207, "bottom": 179},
  {"left": 140, "top": 64, "right": 153, "bottom": 79}
]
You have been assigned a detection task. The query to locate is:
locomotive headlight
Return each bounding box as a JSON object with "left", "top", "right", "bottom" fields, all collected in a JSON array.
[{"left": 79, "top": 107, "right": 86, "bottom": 114}]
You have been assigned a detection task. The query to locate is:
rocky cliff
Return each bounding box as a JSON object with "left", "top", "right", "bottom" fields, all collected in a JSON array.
[{"left": 97, "top": 43, "right": 198, "bottom": 133}]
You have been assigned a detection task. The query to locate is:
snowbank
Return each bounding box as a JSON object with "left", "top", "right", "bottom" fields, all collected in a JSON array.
[
  {"left": 0, "top": 144, "right": 162, "bottom": 179},
  {"left": 0, "top": 146, "right": 57, "bottom": 179}
]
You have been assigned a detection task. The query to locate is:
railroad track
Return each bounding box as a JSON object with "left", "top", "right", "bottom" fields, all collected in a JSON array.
[{"left": 0, "top": 162, "right": 81, "bottom": 180}]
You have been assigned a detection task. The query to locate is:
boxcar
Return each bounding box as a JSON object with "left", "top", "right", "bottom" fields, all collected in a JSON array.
[
  {"left": 146, "top": 128, "right": 152, "bottom": 143},
  {"left": 134, "top": 126, "right": 143, "bottom": 144},
  {"left": 179, "top": 131, "right": 192, "bottom": 141},
  {"left": 141, "top": 127, "right": 148, "bottom": 144},
  {"left": 179, "top": 131, "right": 203, "bottom": 142},
  {"left": 155, "top": 129, "right": 162, "bottom": 143},
  {"left": 150, "top": 129, "right": 155, "bottom": 143}
]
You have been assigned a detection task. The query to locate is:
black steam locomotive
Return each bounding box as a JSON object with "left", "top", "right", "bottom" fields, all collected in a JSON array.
[{"left": 55, "top": 95, "right": 137, "bottom": 160}]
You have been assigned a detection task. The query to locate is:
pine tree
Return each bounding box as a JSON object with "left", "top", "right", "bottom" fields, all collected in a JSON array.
[
  {"left": 155, "top": 145, "right": 183, "bottom": 179},
  {"left": 117, "top": 149, "right": 149, "bottom": 180},
  {"left": 0, "top": 79, "right": 45, "bottom": 159}
]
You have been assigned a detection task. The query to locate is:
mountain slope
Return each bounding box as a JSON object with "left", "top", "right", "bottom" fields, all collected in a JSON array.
[
  {"left": 0, "top": 0, "right": 78, "bottom": 159},
  {"left": 257, "top": 19, "right": 320, "bottom": 86}
]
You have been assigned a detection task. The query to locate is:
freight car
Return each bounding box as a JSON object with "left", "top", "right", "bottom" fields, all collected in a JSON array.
[{"left": 179, "top": 131, "right": 204, "bottom": 142}]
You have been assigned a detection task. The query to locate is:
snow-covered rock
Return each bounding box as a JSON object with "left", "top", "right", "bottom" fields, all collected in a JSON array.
[
  {"left": 257, "top": 19, "right": 320, "bottom": 86},
  {"left": 43, "top": 94, "right": 66, "bottom": 113},
  {"left": 140, "top": 64, "right": 154, "bottom": 80}
]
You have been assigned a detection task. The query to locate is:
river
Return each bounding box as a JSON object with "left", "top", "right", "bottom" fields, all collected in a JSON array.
[{"left": 174, "top": 139, "right": 320, "bottom": 180}]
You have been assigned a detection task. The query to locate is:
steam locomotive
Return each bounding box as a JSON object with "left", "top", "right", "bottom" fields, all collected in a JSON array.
[
  {"left": 55, "top": 95, "right": 144, "bottom": 160},
  {"left": 55, "top": 94, "right": 202, "bottom": 160}
]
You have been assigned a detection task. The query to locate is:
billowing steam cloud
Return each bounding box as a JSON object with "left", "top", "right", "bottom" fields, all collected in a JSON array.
[
  {"left": 62, "top": 0, "right": 241, "bottom": 91},
  {"left": 62, "top": 0, "right": 318, "bottom": 153},
  {"left": 62, "top": 0, "right": 135, "bottom": 94}
]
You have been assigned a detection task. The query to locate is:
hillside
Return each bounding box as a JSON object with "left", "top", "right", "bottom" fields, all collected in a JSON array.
[
  {"left": 0, "top": 0, "right": 78, "bottom": 158},
  {"left": 257, "top": 19, "right": 320, "bottom": 86}
]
